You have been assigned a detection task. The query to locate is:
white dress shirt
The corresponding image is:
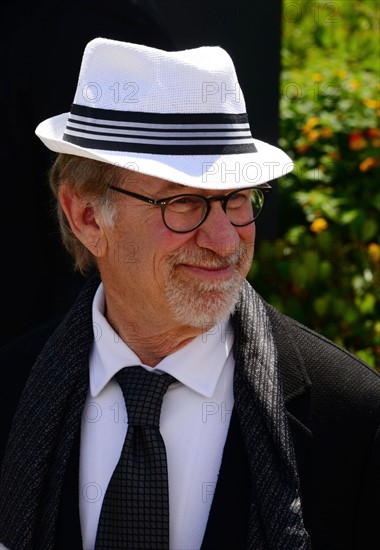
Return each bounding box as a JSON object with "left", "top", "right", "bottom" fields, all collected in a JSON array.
[{"left": 79, "top": 283, "right": 235, "bottom": 550}]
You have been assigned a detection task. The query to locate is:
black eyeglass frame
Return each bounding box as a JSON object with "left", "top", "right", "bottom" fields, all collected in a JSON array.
[{"left": 109, "top": 184, "right": 271, "bottom": 233}]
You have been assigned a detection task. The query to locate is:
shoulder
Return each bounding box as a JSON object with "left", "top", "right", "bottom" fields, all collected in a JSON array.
[
  {"left": 237, "top": 281, "right": 380, "bottom": 401},
  {"left": 267, "top": 302, "right": 379, "bottom": 387},
  {"left": 264, "top": 301, "right": 380, "bottom": 434},
  {"left": 262, "top": 303, "right": 380, "bottom": 546}
]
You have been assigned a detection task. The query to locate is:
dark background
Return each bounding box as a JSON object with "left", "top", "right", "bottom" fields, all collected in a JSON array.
[{"left": 0, "top": 0, "right": 282, "bottom": 346}]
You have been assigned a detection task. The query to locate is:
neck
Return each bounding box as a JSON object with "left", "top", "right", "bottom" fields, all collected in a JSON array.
[{"left": 103, "top": 286, "right": 203, "bottom": 368}]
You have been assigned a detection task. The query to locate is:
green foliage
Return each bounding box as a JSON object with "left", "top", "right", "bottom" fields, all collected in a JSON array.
[{"left": 248, "top": 0, "right": 380, "bottom": 370}]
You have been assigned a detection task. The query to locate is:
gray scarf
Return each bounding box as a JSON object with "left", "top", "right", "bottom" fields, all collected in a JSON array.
[
  {"left": 233, "top": 281, "right": 310, "bottom": 548},
  {"left": 0, "top": 276, "right": 310, "bottom": 549}
]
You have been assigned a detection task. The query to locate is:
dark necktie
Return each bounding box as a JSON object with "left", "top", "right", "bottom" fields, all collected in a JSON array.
[{"left": 95, "top": 365, "right": 175, "bottom": 550}]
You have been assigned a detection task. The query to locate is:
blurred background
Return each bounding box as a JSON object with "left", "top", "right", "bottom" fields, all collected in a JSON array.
[
  {"left": 0, "top": 0, "right": 379, "bottom": 370},
  {"left": 249, "top": 0, "right": 379, "bottom": 370}
]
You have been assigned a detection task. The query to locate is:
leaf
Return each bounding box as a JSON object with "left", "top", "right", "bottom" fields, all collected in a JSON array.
[
  {"left": 356, "top": 293, "right": 376, "bottom": 314},
  {"left": 360, "top": 219, "right": 378, "bottom": 241},
  {"left": 340, "top": 209, "right": 360, "bottom": 224},
  {"left": 314, "top": 296, "right": 329, "bottom": 316}
]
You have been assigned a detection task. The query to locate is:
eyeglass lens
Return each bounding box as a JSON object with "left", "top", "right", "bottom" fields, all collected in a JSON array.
[{"left": 163, "top": 189, "right": 264, "bottom": 232}]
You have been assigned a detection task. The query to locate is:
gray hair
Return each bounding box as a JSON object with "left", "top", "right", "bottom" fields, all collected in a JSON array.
[{"left": 48, "top": 154, "right": 126, "bottom": 274}]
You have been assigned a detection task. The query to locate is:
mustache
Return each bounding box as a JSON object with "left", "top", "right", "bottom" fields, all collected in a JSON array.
[{"left": 167, "top": 243, "right": 250, "bottom": 270}]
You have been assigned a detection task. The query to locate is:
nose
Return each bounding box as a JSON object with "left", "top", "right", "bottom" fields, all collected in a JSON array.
[{"left": 194, "top": 200, "right": 241, "bottom": 257}]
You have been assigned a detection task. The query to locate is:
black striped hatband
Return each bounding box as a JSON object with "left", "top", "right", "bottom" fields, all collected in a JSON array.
[{"left": 62, "top": 104, "right": 257, "bottom": 155}]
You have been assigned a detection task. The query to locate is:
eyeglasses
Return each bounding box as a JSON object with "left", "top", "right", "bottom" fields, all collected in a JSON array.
[{"left": 109, "top": 184, "right": 271, "bottom": 233}]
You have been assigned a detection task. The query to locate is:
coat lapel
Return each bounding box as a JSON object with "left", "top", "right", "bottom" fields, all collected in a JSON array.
[
  {"left": 264, "top": 302, "right": 313, "bottom": 522},
  {"left": 229, "top": 281, "right": 311, "bottom": 548}
]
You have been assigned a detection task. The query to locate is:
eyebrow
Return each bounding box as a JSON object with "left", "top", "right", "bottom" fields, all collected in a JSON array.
[
  {"left": 157, "top": 182, "right": 243, "bottom": 196},
  {"left": 160, "top": 181, "right": 188, "bottom": 194},
  {"left": 147, "top": 181, "right": 194, "bottom": 198}
]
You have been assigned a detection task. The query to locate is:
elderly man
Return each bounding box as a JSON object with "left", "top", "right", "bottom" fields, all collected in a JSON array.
[{"left": 0, "top": 37, "right": 379, "bottom": 550}]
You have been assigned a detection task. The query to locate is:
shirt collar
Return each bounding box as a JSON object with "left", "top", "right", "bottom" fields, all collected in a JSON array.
[{"left": 90, "top": 283, "right": 234, "bottom": 399}]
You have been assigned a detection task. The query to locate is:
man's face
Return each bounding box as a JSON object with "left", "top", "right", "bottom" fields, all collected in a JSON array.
[{"left": 98, "top": 171, "right": 255, "bottom": 330}]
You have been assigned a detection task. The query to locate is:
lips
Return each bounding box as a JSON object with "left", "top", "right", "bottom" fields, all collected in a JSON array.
[
  {"left": 179, "top": 263, "right": 235, "bottom": 280},
  {"left": 183, "top": 263, "right": 233, "bottom": 270},
  {"left": 167, "top": 245, "right": 249, "bottom": 282}
]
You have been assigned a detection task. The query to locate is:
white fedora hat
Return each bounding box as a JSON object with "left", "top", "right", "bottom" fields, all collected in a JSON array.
[{"left": 35, "top": 37, "right": 293, "bottom": 189}]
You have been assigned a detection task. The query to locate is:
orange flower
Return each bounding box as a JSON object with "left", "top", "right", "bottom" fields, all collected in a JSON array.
[
  {"left": 337, "top": 70, "right": 347, "bottom": 79},
  {"left": 367, "top": 129, "right": 380, "bottom": 147},
  {"left": 367, "top": 128, "right": 380, "bottom": 138},
  {"left": 349, "top": 131, "right": 367, "bottom": 151},
  {"left": 320, "top": 127, "right": 333, "bottom": 138},
  {"left": 302, "top": 116, "right": 319, "bottom": 134},
  {"left": 363, "top": 98, "right": 380, "bottom": 109},
  {"left": 310, "top": 218, "right": 328, "bottom": 234},
  {"left": 312, "top": 73, "right": 323, "bottom": 82},
  {"left": 359, "top": 157, "right": 379, "bottom": 172},
  {"left": 296, "top": 143, "right": 310, "bottom": 154},
  {"left": 368, "top": 243, "right": 380, "bottom": 264},
  {"left": 307, "top": 129, "right": 320, "bottom": 141}
]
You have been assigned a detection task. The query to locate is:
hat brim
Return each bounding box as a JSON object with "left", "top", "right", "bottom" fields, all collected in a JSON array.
[{"left": 36, "top": 113, "right": 293, "bottom": 190}]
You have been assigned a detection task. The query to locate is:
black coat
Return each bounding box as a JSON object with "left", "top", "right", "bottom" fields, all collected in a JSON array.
[{"left": 1, "top": 280, "right": 379, "bottom": 549}]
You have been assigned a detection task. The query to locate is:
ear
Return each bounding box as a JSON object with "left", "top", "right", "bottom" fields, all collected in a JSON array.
[{"left": 58, "top": 184, "right": 108, "bottom": 258}]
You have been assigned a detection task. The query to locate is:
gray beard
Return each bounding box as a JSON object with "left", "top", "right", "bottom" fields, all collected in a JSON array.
[{"left": 164, "top": 244, "right": 251, "bottom": 328}]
